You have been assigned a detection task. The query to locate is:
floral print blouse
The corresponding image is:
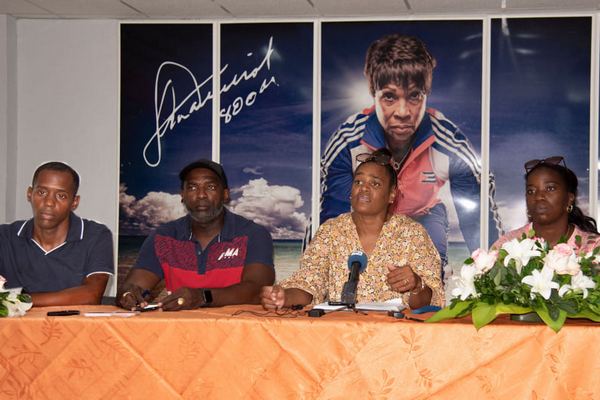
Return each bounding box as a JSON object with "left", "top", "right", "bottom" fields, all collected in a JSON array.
[{"left": 279, "top": 213, "right": 444, "bottom": 307}]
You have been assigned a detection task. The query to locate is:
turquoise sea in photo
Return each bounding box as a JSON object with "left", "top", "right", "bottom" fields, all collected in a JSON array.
[{"left": 273, "top": 240, "right": 303, "bottom": 282}]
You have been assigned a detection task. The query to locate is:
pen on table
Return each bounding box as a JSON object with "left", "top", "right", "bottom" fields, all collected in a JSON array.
[
  {"left": 47, "top": 310, "right": 80, "bottom": 316},
  {"left": 404, "top": 316, "right": 425, "bottom": 322}
]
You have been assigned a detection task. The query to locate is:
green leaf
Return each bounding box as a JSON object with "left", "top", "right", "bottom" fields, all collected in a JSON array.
[
  {"left": 492, "top": 268, "right": 502, "bottom": 286},
  {"left": 472, "top": 302, "right": 497, "bottom": 330},
  {"left": 534, "top": 304, "right": 567, "bottom": 332},
  {"left": 17, "top": 293, "right": 32, "bottom": 303},
  {"left": 556, "top": 299, "right": 578, "bottom": 315},
  {"left": 425, "top": 301, "right": 472, "bottom": 323},
  {"left": 568, "top": 309, "right": 600, "bottom": 322},
  {"left": 548, "top": 304, "right": 560, "bottom": 321},
  {"left": 495, "top": 303, "right": 532, "bottom": 314}
]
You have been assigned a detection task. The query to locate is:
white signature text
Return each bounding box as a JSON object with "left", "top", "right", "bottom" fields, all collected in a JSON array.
[{"left": 143, "top": 37, "right": 278, "bottom": 167}]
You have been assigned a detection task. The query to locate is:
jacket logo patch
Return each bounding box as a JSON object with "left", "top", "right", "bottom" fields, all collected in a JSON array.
[
  {"left": 207, "top": 236, "right": 248, "bottom": 270},
  {"left": 217, "top": 247, "right": 240, "bottom": 260}
]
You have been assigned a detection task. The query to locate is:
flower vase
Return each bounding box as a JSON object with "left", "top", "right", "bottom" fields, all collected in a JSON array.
[{"left": 510, "top": 312, "right": 543, "bottom": 323}]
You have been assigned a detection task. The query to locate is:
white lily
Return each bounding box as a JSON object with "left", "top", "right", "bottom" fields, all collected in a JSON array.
[
  {"left": 1, "top": 285, "right": 32, "bottom": 317},
  {"left": 4, "top": 299, "right": 32, "bottom": 317},
  {"left": 558, "top": 271, "right": 597, "bottom": 299},
  {"left": 502, "top": 238, "right": 541, "bottom": 274},
  {"left": 450, "top": 264, "right": 478, "bottom": 301},
  {"left": 522, "top": 265, "right": 559, "bottom": 300}
]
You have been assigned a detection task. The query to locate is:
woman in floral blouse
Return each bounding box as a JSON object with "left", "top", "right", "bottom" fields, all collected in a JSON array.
[{"left": 261, "top": 149, "right": 444, "bottom": 310}]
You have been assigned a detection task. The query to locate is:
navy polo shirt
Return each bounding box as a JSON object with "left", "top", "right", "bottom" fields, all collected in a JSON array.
[
  {"left": 133, "top": 209, "right": 273, "bottom": 291},
  {"left": 0, "top": 213, "right": 114, "bottom": 293}
]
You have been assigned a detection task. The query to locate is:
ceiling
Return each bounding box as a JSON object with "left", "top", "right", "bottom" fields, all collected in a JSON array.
[{"left": 1, "top": 0, "right": 599, "bottom": 19}]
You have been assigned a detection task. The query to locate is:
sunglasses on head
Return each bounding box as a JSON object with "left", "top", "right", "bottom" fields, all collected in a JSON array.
[
  {"left": 524, "top": 156, "right": 566, "bottom": 173},
  {"left": 356, "top": 152, "right": 395, "bottom": 168}
]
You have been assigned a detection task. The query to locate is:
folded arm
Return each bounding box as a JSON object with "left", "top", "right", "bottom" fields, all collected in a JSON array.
[
  {"left": 31, "top": 273, "right": 110, "bottom": 307},
  {"left": 160, "top": 262, "right": 275, "bottom": 310}
]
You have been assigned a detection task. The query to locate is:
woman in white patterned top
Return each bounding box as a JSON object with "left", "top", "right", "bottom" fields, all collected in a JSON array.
[{"left": 260, "top": 148, "right": 444, "bottom": 310}]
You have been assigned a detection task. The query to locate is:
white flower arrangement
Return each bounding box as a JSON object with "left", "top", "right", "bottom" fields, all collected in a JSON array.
[
  {"left": 428, "top": 230, "right": 600, "bottom": 332},
  {"left": 0, "top": 275, "right": 33, "bottom": 317}
]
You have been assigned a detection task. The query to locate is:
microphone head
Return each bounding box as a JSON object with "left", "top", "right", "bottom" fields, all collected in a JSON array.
[{"left": 347, "top": 251, "right": 368, "bottom": 273}]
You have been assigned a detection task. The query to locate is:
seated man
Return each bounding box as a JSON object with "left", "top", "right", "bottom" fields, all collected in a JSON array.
[
  {"left": 0, "top": 162, "right": 114, "bottom": 306},
  {"left": 118, "top": 159, "right": 275, "bottom": 310}
]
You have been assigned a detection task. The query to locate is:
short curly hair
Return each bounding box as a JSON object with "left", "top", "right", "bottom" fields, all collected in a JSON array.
[
  {"left": 32, "top": 161, "right": 80, "bottom": 195},
  {"left": 364, "top": 34, "right": 436, "bottom": 97}
]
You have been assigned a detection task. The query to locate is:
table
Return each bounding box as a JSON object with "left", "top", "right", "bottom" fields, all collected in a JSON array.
[{"left": 1, "top": 305, "right": 598, "bottom": 399}]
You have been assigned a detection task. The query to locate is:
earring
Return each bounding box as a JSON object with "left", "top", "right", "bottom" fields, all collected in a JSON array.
[{"left": 567, "top": 204, "right": 574, "bottom": 213}]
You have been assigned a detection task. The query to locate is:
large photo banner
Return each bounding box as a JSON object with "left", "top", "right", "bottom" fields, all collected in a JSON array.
[
  {"left": 119, "top": 18, "right": 591, "bottom": 287},
  {"left": 490, "top": 17, "right": 592, "bottom": 231},
  {"left": 320, "top": 20, "right": 491, "bottom": 274},
  {"left": 119, "top": 23, "right": 313, "bottom": 284}
]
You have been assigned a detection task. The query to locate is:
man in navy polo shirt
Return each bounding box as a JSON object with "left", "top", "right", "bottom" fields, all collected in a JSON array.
[
  {"left": 0, "top": 162, "right": 114, "bottom": 306},
  {"left": 118, "top": 159, "right": 274, "bottom": 310}
]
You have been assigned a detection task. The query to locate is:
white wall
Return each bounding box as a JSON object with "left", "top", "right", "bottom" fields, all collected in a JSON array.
[
  {"left": 0, "top": 15, "right": 17, "bottom": 223},
  {"left": 16, "top": 19, "right": 119, "bottom": 293},
  {"left": 0, "top": 15, "right": 7, "bottom": 223}
]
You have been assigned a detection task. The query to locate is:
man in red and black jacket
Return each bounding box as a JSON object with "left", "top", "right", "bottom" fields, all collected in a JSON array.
[{"left": 118, "top": 159, "right": 274, "bottom": 311}]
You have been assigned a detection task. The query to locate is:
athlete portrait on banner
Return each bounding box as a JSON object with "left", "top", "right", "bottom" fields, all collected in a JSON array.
[{"left": 318, "top": 21, "right": 503, "bottom": 274}]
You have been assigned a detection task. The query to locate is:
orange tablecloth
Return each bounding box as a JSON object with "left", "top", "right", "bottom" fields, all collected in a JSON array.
[{"left": 1, "top": 305, "right": 598, "bottom": 399}]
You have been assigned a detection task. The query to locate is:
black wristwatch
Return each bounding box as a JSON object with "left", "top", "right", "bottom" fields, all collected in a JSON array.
[{"left": 201, "top": 289, "right": 213, "bottom": 307}]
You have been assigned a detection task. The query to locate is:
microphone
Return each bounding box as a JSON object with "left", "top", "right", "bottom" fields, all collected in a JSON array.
[{"left": 340, "top": 251, "right": 368, "bottom": 306}]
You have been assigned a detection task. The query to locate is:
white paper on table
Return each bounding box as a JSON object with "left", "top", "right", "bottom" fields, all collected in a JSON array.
[
  {"left": 355, "top": 299, "right": 406, "bottom": 312},
  {"left": 313, "top": 298, "right": 405, "bottom": 312},
  {"left": 312, "top": 303, "right": 347, "bottom": 311},
  {"left": 83, "top": 311, "right": 139, "bottom": 317}
]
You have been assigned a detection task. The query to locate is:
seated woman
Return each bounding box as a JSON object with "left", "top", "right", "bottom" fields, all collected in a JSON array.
[
  {"left": 493, "top": 156, "right": 600, "bottom": 250},
  {"left": 261, "top": 149, "right": 444, "bottom": 310}
]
